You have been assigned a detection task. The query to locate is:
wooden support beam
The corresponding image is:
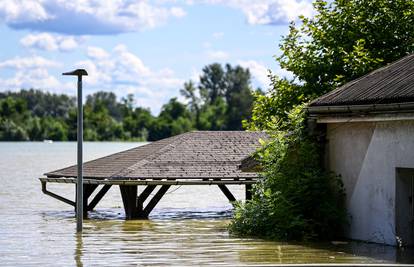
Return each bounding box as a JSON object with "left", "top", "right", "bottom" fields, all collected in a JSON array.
[
  {"left": 246, "top": 184, "right": 252, "bottom": 201},
  {"left": 41, "top": 181, "right": 75, "bottom": 207},
  {"left": 82, "top": 184, "right": 98, "bottom": 218},
  {"left": 87, "top": 185, "right": 111, "bottom": 211},
  {"left": 138, "top": 185, "right": 157, "bottom": 203},
  {"left": 218, "top": 184, "right": 236, "bottom": 203},
  {"left": 84, "top": 184, "right": 98, "bottom": 199},
  {"left": 143, "top": 185, "right": 170, "bottom": 218},
  {"left": 137, "top": 185, "right": 156, "bottom": 213},
  {"left": 119, "top": 185, "right": 139, "bottom": 219}
]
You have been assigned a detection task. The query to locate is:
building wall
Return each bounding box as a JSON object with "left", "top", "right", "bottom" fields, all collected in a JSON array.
[{"left": 326, "top": 120, "right": 414, "bottom": 245}]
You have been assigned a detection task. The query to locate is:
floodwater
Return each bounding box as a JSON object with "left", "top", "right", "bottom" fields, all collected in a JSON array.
[{"left": 0, "top": 142, "right": 413, "bottom": 266}]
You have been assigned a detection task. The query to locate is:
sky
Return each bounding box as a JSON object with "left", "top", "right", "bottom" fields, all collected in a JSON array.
[{"left": 0, "top": 0, "right": 313, "bottom": 114}]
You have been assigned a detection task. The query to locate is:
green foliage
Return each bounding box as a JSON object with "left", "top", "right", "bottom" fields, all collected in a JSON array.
[
  {"left": 231, "top": 0, "right": 414, "bottom": 241},
  {"left": 86, "top": 91, "right": 123, "bottom": 120},
  {"left": 181, "top": 63, "right": 256, "bottom": 131},
  {"left": 148, "top": 98, "right": 194, "bottom": 140},
  {"left": 0, "top": 90, "right": 149, "bottom": 141},
  {"left": 0, "top": 89, "right": 75, "bottom": 118},
  {"left": 230, "top": 106, "right": 346, "bottom": 241},
  {"left": 0, "top": 119, "right": 29, "bottom": 141},
  {"left": 248, "top": 0, "right": 414, "bottom": 129}
]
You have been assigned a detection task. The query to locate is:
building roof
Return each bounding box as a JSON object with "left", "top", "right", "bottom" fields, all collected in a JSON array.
[
  {"left": 45, "top": 131, "right": 268, "bottom": 180},
  {"left": 310, "top": 54, "right": 414, "bottom": 107}
]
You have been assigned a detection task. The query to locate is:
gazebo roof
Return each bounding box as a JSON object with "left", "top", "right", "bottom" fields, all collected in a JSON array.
[{"left": 45, "top": 131, "right": 268, "bottom": 180}]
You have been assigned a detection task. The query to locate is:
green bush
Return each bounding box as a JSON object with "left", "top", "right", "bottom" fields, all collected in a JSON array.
[{"left": 230, "top": 106, "right": 346, "bottom": 241}]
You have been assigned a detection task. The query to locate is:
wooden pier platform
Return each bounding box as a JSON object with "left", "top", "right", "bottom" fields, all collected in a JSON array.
[{"left": 40, "top": 131, "right": 267, "bottom": 219}]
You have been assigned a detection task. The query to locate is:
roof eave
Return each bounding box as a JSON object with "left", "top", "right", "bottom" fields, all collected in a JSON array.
[{"left": 306, "top": 101, "right": 414, "bottom": 115}]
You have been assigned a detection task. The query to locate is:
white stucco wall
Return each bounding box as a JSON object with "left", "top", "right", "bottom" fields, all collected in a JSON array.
[{"left": 326, "top": 120, "right": 414, "bottom": 245}]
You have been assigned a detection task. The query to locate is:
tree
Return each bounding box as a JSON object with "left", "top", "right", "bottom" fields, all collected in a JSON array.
[
  {"left": 148, "top": 98, "right": 193, "bottom": 140},
  {"left": 0, "top": 119, "right": 29, "bottom": 141},
  {"left": 0, "top": 89, "right": 76, "bottom": 118},
  {"left": 86, "top": 91, "right": 123, "bottom": 121},
  {"left": 248, "top": 0, "right": 414, "bottom": 129},
  {"left": 233, "top": 0, "right": 414, "bottom": 241},
  {"left": 123, "top": 107, "right": 154, "bottom": 140},
  {"left": 181, "top": 63, "right": 255, "bottom": 131},
  {"left": 224, "top": 65, "right": 255, "bottom": 130},
  {"left": 199, "top": 63, "right": 226, "bottom": 104},
  {"left": 41, "top": 117, "right": 68, "bottom": 141},
  {"left": 180, "top": 81, "right": 201, "bottom": 129}
]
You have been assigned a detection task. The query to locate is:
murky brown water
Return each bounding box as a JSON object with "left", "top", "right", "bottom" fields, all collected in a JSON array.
[{"left": 0, "top": 142, "right": 412, "bottom": 266}]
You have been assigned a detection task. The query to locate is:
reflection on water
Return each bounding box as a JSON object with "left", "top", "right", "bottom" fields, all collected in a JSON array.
[
  {"left": 0, "top": 142, "right": 413, "bottom": 266},
  {"left": 75, "top": 233, "right": 83, "bottom": 267}
]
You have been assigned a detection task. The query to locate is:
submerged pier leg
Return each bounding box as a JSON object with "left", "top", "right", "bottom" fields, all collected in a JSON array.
[
  {"left": 119, "top": 185, "right": 139, "bottom": 219},
  {"left": 119, "top": 185, "right": 170, "bottom": 219},
  {"left": 81, "top": 184, "right": 98, "bottom": 219}
]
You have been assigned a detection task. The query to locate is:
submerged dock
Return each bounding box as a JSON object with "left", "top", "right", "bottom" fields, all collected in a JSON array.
[{"left": 40, "top": 131, "right": 267, "bottom": 219}]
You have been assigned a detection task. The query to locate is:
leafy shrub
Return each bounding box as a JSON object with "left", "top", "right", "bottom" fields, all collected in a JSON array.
[{"left": 230, "top": 106, "right": 346, "bottom": 241}]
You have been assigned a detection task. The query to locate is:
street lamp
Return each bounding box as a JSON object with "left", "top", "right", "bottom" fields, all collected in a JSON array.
[{"left": 62, "top": 69, "right": 88, "bottom": 232}]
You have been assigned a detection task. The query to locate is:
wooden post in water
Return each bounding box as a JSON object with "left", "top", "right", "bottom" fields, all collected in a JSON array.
[{"left": 62, "top": 69, "right": 88, "bottom": 233}]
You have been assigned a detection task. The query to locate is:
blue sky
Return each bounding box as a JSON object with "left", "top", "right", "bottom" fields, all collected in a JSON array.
[{"left": 0, "top": 0, "right": 313, "bottom": 114}]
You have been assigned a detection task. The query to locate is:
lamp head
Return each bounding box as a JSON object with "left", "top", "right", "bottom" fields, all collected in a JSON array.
[{"left": 62, "top": 69, "right": 88, "bottom": 76}]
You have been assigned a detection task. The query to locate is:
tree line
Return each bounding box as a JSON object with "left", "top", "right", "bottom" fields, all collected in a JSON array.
[{"left": 0, "top": 63, "right": 257, "bottom": 141}]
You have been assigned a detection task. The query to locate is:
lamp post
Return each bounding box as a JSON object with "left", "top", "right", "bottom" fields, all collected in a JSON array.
[{"left": 62, "top": 69, "right": 88, "bottom": 233}]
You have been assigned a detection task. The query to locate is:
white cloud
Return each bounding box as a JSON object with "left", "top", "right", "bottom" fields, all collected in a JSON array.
[
  {"left": 87, "top": 46, "right": 110, "bottom": 60},
  {"left": 0, "top": 45, "right": 184, "bottom": 113},
  {"left": 79, "top": 44, "right": 184, "bottom": 113},
  {"left": 0, "top": 56, "right": 61, "bottom": 69},
  {"left": 0, "top": 55, "right": 71, "bottom": 92},
  {"left": 0, "top": 69, "right": 61, "bottom": 91},
  {"left": 59, "top": 37, "right": 79, "bottom": 51},
  {"left": 238, "top": 60, "right": 270, "bottom": 88},
  {"left": 0, "top": 0, "right": 186, "bottom": 35},
  {"left": 0, "top": 0, "right": 50, "bottom": 23},
  {"left": 113, "top": 44, "right": 152, "bottom": 78},
  {"left": 238, "top": 59, "right": 293, "bottom": 89},
  {"left": 206, "top": 50, "right": 229, "bottom": 61},
  {"left": 212, "top": 32, "right": 224, "bottom": 39},
  {"left": 186, "top": 0, "right": 313, "bottom": 25},
  {"left": 20, "top": 33, "right": 82, "bottom": 52}
]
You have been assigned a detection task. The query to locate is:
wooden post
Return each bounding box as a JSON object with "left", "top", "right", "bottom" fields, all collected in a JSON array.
[
  {"left": 82, "top": 185, "right": 98, "bottom": 218},
  {"left": 119, "top": 185, "right": 138, "bottom": 219},
  {"left": 119, "top": 185, "right": 170, "bottom": 220},
  {"left": 120, "top": 185, "right": 170, "bottom": 219}
]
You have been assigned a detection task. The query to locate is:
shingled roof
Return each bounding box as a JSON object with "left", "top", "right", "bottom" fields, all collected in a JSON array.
[
  {"left": 45, "top": 131, "right": 268, "bottom": 180},
  {"left": 310, "top": 54, "right": 414, "bottom": 107}
]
